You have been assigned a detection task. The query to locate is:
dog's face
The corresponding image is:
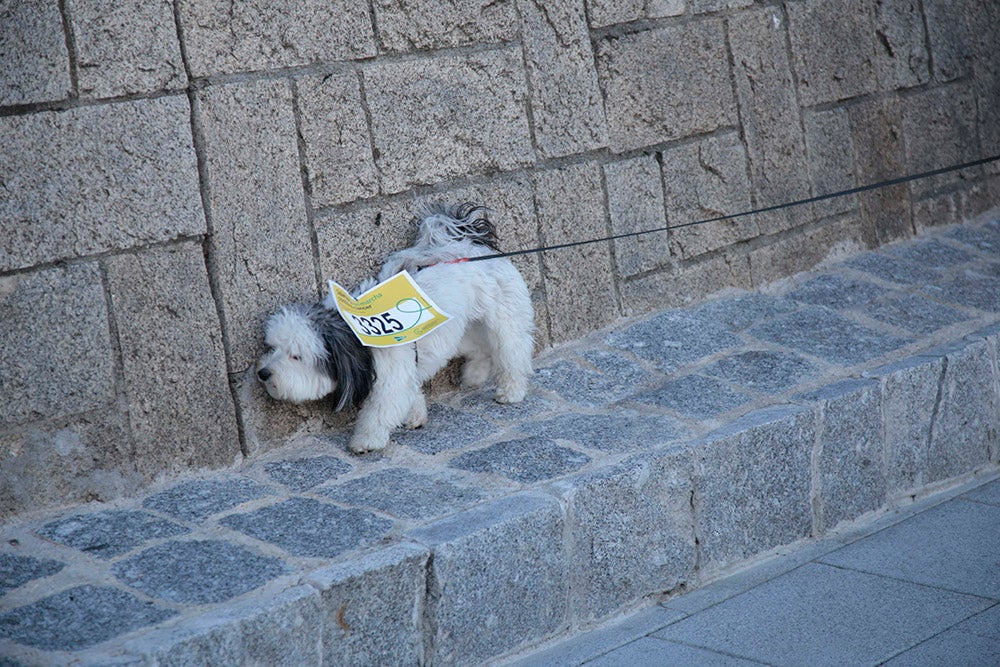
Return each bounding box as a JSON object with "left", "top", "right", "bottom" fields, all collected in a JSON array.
[{"left": 256, "top": 306, "right": 336, "bottom": 404}]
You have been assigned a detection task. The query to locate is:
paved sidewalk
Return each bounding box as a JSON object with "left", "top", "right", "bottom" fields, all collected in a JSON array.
[
  {"left": 508, "top": 472, "right": 1000, "bottom": 666},
  {"left": 2, "top": 217, "right": 1000, "bottom": 664}
]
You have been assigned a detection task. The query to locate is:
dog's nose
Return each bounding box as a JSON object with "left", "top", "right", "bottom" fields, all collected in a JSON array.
[{"left": 257, "top": 368, "right": 272, "bottom": 382}]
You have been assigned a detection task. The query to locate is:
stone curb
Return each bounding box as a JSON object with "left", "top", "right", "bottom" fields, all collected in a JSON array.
[{"left": 3, "top": 222, "right": 1000, "bottom": 665}]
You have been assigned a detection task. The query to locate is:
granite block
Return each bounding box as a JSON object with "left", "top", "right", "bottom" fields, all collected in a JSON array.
[
  {"left": 870, "top": 0, "right": 931, "bottom": 91},
  {"left": 900, "top": 85, "right": 979, "bottom": 199},
  {"left": 701, "top": 350, "right": 818, "bottom": 394},
  {"left": 955, "top": 604, "right": 1000, "bottom": 640},
  {"left": 786, "top": 273, "right": 889, "bottom": 311},
  {"left": 0, "top": 585, "right": 175, "bottom": 651},
  {"left": 113, "top": 540, "right": 288, "bottom": 605},
  {"left": 37, "top": 510, "right": 188, "bottom": 559},
  {"left": 533, "top": 351, "right": 653, "bottom": 407},
  {"left": 517, "top": 411, "right": 689, "bottom": 452},
  {"left": 728, "top": 6, "right": 811, "bottom": 235},
  {"left": 449, "top": 437, "right": 590, "bottom": 483},
  {"left": 105, "top": 243, "right": 241, "bottom": 475},
  {"left": 364, "top": 48, "right": 533, "bottom": 194},
  {"left": 619, "top": 251, "right": 754, "bottom": 316},
  {"left": 556, "top": 451, "right": 695, "bottom": 621},
  {"left": 0, "top": 96, "right": 204, "bottom": 272},
  {"left": 630, "top": 375, "right": 752, "bottom": 420},
  {"left": 264, "top": 456, "right": 352, "bottom": 492},
  {"left": 933, "top": 272, "right": 1000, "bottom": 313},
  {"left": 0, "top": 0, "right": 71, "bottom": 105},
  {"left": 0, "top": 554, "right": 64, "bottom": 597},
  {"left": 868, "top": 292, "right": 970, "bottom": 334},
  {"left": 693, "top": 294, "right": 797, "bottom": 332},
  {"left": 69, "top": 0, "right": 186, "bottom": 98},
  {"left": 655, "top": 563, "right": 993, "bottom": 666},
  {"left": 845, "top": 251, "right": 940, "bottom": 285},
  {"left": 305, "top": 543, "right": 429, "bottom": 666},
  {"left": 820, "top": 499, "right": 1000, "bottom": 598},
  {"left": 534, "top": 163, "right": 619, "bottom": 342},
  {"left": 890, "top": 238, "right": 976, "bottom": 270},
  {"left": 320, "top": 469, "right": 484, "bottom": 519},
  {"left": 786, "top": 0, "right": 878, "bottom": 105},
  {"left": 177, "top": 0, "right": 375, "bottom": 77},
  {"left": 864, "top": 355, "right": 945, "bottom": 494},
  {"left": 221, "top": 497, "right": 393, "bottom": 559},
  {"left": 747, "top": 215, "right": 871, "bottom": 286},
  {"left": 295, "top": 72, "right": 378, "bottom": 208},
  {"left": 693, "top": 405, "right": 815, "bottom": 571},
  {"left": 922, "top": 338, "right": 998, "bottom": 483},
  {"left": 604, "top": 155, "right": 670, "bottom": 278},
  {"left": 127, "top": 584, "right": 323, "bottom": 667},
  {"left": 607, "top": 309, "right": 743, "bottom": 373},
  {"left": 803, "top": 107, "right": 858, "bottom": 217},
  {"left": 373, "top": 0, "right": 517, "bottom": 51},
  {"left": 661, "top": 131, "right": 756, "bottom": 258},
  {"left": 805, "top": 379, "right": 886, "bottom": 532},
  {"left": 846, "top": 96, "right": 912, "bottom": 244},
  {"left": 409, "top": 494, "right": 567, "bottom": 664},
  {"left": 196, "top": 79, "right": 316, "bottom": 372},
  {"left": 586, "top": 0, "right": 645, "bottom": 27},
  {"left": 748, "top": 306, "right": 909, "bottom": 366},
  {"left": 0, "top": 264, "right": 114, "bottom": 425},
  {"left": 143, "top": 477, "right": 273, "bottom": 522},
  {"left": 948, "top": 223, "right": 1000, "bottom": 254},
  {"left": 518, "top": 0, "right": 608, "bottom": 158},
  {"left": 595, "top": 20, "right": 736, "bottom": 153},
  {"left": 962, "top": 479, "right": 1000, "bottom": 507},
  {"left": 393, "top": 404, "right": 499, "bottom": 455}
]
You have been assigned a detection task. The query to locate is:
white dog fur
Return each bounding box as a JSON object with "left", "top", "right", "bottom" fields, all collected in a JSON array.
[{"left": 256, "top": 203, "right": 535, "bottom": 453}]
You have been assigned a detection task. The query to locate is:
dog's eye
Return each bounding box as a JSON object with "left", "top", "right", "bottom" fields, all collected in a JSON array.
[{"left": 290, "top": 354, "right": 301, "bottom": 362}]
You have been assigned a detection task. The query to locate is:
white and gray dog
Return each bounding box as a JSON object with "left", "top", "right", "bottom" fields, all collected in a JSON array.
[{"left": 256, "top": 203, "right": 535, "bottom": 453}]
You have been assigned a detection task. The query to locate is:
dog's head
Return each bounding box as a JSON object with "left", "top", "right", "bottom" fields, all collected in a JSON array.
[{"left": 256, "top": 304, "right": 374, "bottom": 410}]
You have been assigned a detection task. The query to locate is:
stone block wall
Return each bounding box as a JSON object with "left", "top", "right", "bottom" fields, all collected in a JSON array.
[{"left": 1, "top": 0, "right": 998, "bottom": 519}]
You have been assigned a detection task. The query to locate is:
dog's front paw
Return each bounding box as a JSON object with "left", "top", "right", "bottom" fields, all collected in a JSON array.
[
  {"left": 494, "top": 385, "right": 526, "bottom": 404},
  {"left": 349, "top": 435, "right": 388, "bottom": 454}
]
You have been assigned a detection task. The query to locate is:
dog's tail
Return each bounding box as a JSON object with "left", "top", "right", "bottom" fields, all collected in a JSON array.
[{"left": 414, "top": 202, "right": 500, "bottom": 251}]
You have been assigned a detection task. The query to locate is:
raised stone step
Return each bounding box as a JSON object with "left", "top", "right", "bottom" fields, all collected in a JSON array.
[{"left": 2, "top": 218, "right": 999, "bottom": 665}]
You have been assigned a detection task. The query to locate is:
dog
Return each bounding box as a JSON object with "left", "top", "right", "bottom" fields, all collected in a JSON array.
[{"left": 255, "top": 203, "right": 535, "bottom": 453}]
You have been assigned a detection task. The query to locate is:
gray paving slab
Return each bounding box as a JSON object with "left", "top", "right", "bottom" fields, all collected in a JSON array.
[
  {"left": 586, "top": 636, "right": 765, "bottom": 666},
  {"left": 142, "top": 477, "right": 274, "bottom": 522},
  {"left": 866, "top": 291, "right": 971, "bottom": 334},
  {"left": 882, "top": 627, "right": 1000, "bottom": 666},
  {"left": 112, "top": 540, "right": 288, "bottom": 604},
  {"left": 533, "top": 352, "right": 653, "bottom": 407},
  {"left": 629, "top": 374, "right": 752, "bottom": 418},
  {"left": 449, "top": 437, "right": 591, "bottom": 483},
  {"left": 319, "top": 468, "right": 484, "bottom": 519},
  {"left": 0, "top": 554, "right": 63, "bottom": 597},
  {"left": 785, "top": 272, "right": 889, "bottom": 310},
  {"left": 510, "top": 605, "right": 687, "bottom": 667},
  {"left": 37, "top": 509, "right": 189, "bottom": 559},
  {"left": 653, "top": 562, "right": 993, "bottom": 667},
  {"left": 692, "top": 293, "right": 797, "bottom": 331},
  {"left": 517, "top": 411, "right": 689, "bottom": 452},
  {"left": 954, "top": 604, "right": 1000, "bottom": 640},
  {"left": 963, "top": 478, "right": 1000, "bottom": 506},
  {"left": 0, "top": 585, "right": 175, "bottom": 651},
  {"left": 220, "top": 497, "right": 394, "bottom": 559},
  {"left": 606, "top": 309, "right": 743, "bottom": 372},
  {"left": 263, "top": 455, "right": 352, "bottom": 491},
  {"left": 392, "top": 403, "right": 499, "bottom": 454},
  {"left": 748, "top": 305, "right": 910, "bottom": 365},
  {"left": 700, "top": 349, "right": 819, "bottom": 393},
  {"left": 818, "top": 498, "right": 1000, "bottom": 598}
]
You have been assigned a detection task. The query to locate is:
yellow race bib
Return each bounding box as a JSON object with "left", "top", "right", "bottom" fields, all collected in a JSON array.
[{"left": 328, "top": 271, "right": 451, "bottom": 347}]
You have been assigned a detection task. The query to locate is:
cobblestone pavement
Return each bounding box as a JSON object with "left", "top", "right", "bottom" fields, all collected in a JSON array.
[
  {"left": 508, "top": 472, "right": 1000, "bottom": 666},
  {"left": 2, "top": 218, "right": 1000, "bottom": 664}
]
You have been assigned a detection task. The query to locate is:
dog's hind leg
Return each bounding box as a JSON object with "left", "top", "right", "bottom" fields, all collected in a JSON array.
[
  {"left": 482, "top": 295, "right": 534, "bottom": 405},
  {"left": 457, "top": 323, "right": 492, "bottom": 389},
  {"left": 349, "top": 346, "right": 420, "bottom": 453}
]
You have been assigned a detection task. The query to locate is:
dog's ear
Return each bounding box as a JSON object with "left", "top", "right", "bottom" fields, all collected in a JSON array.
[{"left": 313, "top": 307, "right": 375, "bottom": 411}]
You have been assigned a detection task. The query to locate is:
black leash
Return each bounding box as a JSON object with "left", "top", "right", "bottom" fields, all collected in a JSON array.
[{"left": 466, "top": 153, "right": 1000, "bottom": 263}]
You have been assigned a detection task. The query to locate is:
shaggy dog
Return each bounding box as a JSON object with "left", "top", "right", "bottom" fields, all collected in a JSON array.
[{"left": 256, "top": 203, "right": 535, "bottom": 453}]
